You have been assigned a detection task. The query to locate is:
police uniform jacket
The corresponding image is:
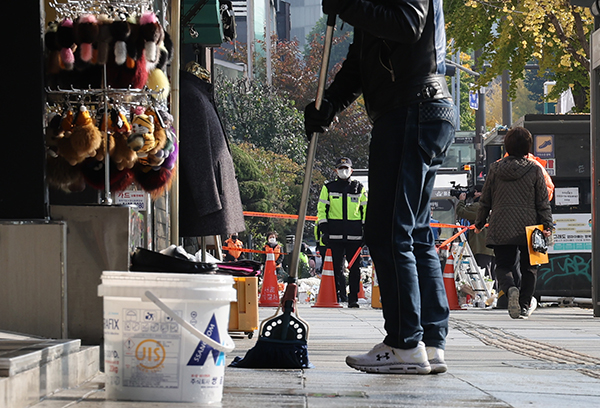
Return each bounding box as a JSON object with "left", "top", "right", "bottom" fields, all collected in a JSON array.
[{"left": 317, "top": 178, "right": 367, "bottom": 243}]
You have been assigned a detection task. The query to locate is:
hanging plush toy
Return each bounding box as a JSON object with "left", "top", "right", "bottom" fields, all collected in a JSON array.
[
  {"left": 96, "top": 14, "right": 113, "bottom": 65},
  {"left": 75, "top": 14, "right": 99, "bottom": 63},
  {"left": 58, "top": 105, "right": 103, "bottom": 165},
  {"left": 111, "top": 19, "right": 130, "bottom": 66},
  {"left": 145, "top": 31, "right": 172, "bottom": 100},
  {"left": 57, "top": 18, "right": 75, "bottom": 70},
  {"left": 70, "top": 105, "right": 102, "bottom": 157},
  {"left": 127, "top": 113, "right": 156, "bottom": 153},
  {"left": 144, "top": 107, "right": 167, "bottom": 154},
  {"left": 80, "top": 157, "right": 134, "bottom": 192},
  {"left": 46, "top": 155, "right": 86, "bottom": 193},
  {"left": 110, "top": 133, "right": 138, "bottom": 170},
  {"left": 45, "top": 21, "right": 62, "bottom": 75},
  {"left": 126, "top": 16, "right": 142, "bottom": 67},
  {"left": 139, "top": 11, "right": 163, "bottom": 65}
]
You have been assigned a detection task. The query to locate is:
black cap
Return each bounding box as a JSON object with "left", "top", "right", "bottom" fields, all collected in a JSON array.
[{"left": 335, "top": 157, "right": 352, "bottom": 169}]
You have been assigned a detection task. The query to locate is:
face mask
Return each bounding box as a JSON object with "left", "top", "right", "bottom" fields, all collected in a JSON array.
[
  {"left": 337, "top": 168, "right": 352, "bottom": 179},
  {"left": 268, "top": 238, "right": 277, "bottom": 244},
  {"left": 232, "top": 235, "right": 238, "bottom": 240}
]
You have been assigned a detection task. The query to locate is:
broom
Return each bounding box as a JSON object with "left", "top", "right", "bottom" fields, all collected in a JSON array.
[{"left": 229, "top": 14, "right": 337, "bottom": 369}]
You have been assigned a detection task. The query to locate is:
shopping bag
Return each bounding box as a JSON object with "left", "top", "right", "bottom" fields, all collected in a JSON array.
[{"left": 525, "top": 225, "right": 549, "bottom": 265}]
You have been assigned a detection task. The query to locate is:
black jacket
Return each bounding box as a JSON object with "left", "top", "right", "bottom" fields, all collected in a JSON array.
[
  {"left": 475, "top": 157, "right": 553, "bottom": 247},
  {"left": 178, "top": 71, "right": 246, "bottom": 237},
  {"left": 326, "top": 0, "right": 451, "bottom": 122}
]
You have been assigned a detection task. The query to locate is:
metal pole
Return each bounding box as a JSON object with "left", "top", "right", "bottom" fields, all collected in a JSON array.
[
  {"left": 170, "top": 0, "right": 181, "bottom": 245},
  {"left": 265, "top": 0, "right": 272, "bottom": 86},
  {"left": 591, "top": 25, "right": 600, "bottom": 317},
  {"left": 289, "top": 14, "right": 336, "bottom": 280},
  {"left": 247, "top": 0, "right": 254, "bottom": 81},
  {"left": 502, "top": 70, "right": 512, "bottom": 127},
  {"left": 101, "top": 64, "right": 112, "bottom": 205}
]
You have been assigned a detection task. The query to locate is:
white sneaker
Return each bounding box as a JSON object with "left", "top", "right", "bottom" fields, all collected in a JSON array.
[
  {"left": 346, "top": 342, "right": 431, "bottom": 374},
  {"left": 426, "top": 346, "right": 447, "bottom": 374},
  {"left": 519, "top": 297, "right": 538, "bottom": 319}
]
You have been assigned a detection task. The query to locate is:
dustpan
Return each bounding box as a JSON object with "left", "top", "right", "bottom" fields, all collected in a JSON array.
[{"left": 229, "top": 14, "right": 338, "bottom": 369}]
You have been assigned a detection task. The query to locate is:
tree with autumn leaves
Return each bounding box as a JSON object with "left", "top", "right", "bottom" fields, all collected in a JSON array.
[
  {"left": 214, "top": 19, "right": 371, "bottom": 244},
  {"left": 445, "top": 0, "right": 594, "bottom": 112}
]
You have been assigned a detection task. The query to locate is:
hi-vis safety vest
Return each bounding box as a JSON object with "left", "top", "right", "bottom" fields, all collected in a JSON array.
[
  {"left": 224, "top": 238, "right": 243, "bottom": 259},
  {"left": 317, "top": 178, "right": 367, "bottom": 242}
]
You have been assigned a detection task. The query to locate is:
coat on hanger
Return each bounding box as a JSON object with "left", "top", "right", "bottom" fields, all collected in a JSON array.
[{"left": 178, "top": 70, "right": 245, "bottom": 237}]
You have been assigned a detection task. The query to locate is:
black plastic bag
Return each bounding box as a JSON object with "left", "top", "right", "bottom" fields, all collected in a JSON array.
[
  {"left": 531, "top": 228, "right": 548, "bottom": 254},
  {"left": 130, "top": 247, "right": 218, "bottom": 273}
]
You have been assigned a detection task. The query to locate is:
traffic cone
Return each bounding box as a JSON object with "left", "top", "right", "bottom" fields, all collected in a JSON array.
[
  {"left": 313, "top": 249, "right": 342, "bottom": 308},
  {"left": 371, "top": 265, "right": 382, "bottom": 309},
  {"left": 259, "top": 250, "right": 280, "bottom": 307},
  {"left": 358, "top": 280, "right": 366, "bottom": 299},
  {"left": 443, "top": 252, "right": 461, "bottom": 310}
]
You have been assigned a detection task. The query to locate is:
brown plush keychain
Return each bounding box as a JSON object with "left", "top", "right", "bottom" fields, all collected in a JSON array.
[{"left": 58, "top": 105, "right": 102, "bottom": 165}]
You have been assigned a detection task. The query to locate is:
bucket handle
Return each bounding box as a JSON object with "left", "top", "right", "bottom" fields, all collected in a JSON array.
[{"left": 143, "top": 290, "right": 235, "bottom": 353}]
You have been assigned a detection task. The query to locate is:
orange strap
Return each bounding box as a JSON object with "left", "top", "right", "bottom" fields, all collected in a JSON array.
[{"left": 243, "top": 211, "right": 318, "bottom": 221}]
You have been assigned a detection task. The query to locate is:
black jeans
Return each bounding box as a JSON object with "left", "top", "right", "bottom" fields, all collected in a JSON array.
[
  {"left": 328, "top": 241, "right": 363, "bottom": 303},
  {"left": 493, "top": 245, "right": 538, "bottom": 310},
  {"left": 364, "top": 100, "right": 455, "bottom": 350}
]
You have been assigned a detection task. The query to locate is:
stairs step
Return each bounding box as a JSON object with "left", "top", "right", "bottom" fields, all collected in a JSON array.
[{"left": 0, "top": 332, "right": 100, "bottom": 408}]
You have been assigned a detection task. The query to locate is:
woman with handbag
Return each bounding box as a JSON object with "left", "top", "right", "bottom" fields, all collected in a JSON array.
[{"left": 474, "top": 127, "right": 553, "bottom": 319}]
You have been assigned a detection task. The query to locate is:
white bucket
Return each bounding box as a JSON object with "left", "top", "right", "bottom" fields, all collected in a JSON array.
[{"left": 98, "top": 271, "right": 237, "bottom": 403}]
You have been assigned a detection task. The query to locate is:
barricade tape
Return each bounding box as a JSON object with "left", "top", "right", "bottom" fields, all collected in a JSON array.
[
  {"left": 243, "top": 211, "right": 318, "bottom": 221},
  {"left": 222, "top": 246, "right": 288, "bottom": 255},
  {"left": 237, "top": 212, "right": 485, "bottom": 255}
]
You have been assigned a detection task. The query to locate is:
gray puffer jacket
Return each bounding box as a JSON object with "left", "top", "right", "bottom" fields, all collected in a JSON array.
[{"left": 475, "top": 156, "right": 553, "bottom": 247}]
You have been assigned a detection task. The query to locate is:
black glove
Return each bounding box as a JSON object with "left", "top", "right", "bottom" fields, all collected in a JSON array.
[
  {"left": 322, "top": 0, "right": 351, "bottom": 15},
  {"left": 304, "top": 98, "right": 336, "bottom": 139},
  {"left": 319, "top": 224, "right": 330, "bottom": 245}
]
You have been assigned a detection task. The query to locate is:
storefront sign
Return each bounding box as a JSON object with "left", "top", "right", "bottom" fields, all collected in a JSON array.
[
  {"left": 115, "top": 190, "right": 147, "bottom": 211},
  {"left": 534, "top": 134, "right": 554, "bottom": 158},
  {"left": 555, "top": 187, "right": 579, "bottom": 206},
  {"left": 549, "top": 213, "right": 592, "bottom": 253}
]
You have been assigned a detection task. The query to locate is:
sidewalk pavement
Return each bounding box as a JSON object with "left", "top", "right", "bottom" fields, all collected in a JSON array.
[{"left": 31, "top": 302, "right": 600, "bottom": 407}]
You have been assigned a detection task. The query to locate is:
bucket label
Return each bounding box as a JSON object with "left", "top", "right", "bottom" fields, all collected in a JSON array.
[
  {"left": 119, "top": 307, "right": 184, "bottom": 389},
  {"left": 187, "top": 314, "right": 225, "bottom": 367}
]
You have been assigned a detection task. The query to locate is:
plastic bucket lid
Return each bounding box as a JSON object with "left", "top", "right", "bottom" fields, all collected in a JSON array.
[{"left": 98, "top": 271, "right": 237, "bottom": 302}]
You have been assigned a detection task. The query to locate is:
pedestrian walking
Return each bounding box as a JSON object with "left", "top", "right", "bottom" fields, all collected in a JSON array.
[
  {"left": 304, "top": 0, "right": 455, "bottom": 374},
  {"left": 474, "top": 127, "right": 553, "bottom": 320}
]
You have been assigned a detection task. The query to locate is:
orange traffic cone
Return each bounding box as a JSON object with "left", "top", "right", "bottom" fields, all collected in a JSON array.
[
  {"left": 443, "top": 251, "right": 461, "bottom": 310},
  {"left": 358, "top": 280, "right": 366, "bottom": 299},
  {"left": 313, "top": 248, "right": 342, "bottom": 308},
  {"left": 259, "top": 249, "right": 280, "bottom": 307},
  {"left": 371, "top": 265, "right": 382, "bottom": 309}
]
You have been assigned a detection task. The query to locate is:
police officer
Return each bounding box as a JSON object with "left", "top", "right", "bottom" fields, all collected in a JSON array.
[{"left": 316, "top": 157, "right": 367, "bottom": 307}]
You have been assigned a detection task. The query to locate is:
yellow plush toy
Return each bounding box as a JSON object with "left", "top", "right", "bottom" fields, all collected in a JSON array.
[{"left": 127, "top": 113, "right": 156, "bottom": 153}]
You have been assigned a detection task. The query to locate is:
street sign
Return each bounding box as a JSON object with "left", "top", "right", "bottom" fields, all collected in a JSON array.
[{"left": 469, "top": 91, "right": 479, "bottom": 110}]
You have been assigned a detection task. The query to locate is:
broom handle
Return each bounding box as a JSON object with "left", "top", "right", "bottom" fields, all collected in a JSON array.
[
  {"left": 289, "top": 14, "right": 337, "bottom": 281},
  {"left": 347, "top": 246, "right": 363, "bottom": 269}
]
